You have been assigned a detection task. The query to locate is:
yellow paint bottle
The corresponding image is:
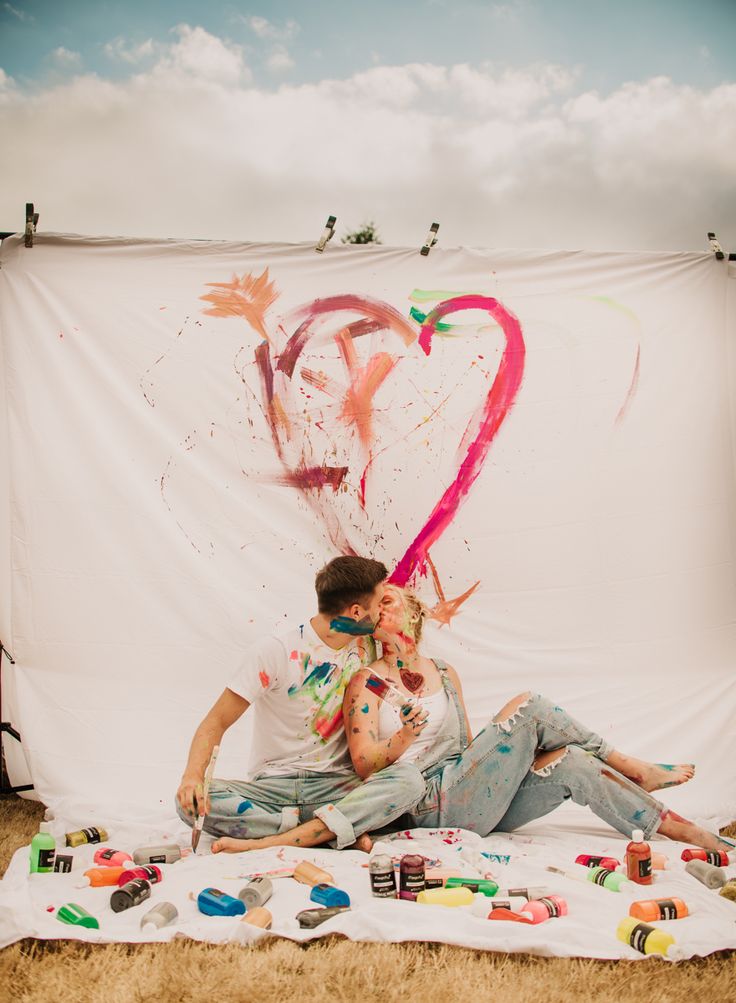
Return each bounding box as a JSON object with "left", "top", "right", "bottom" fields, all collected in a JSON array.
[
  {"left": 617, "top": 916, "right": 683, "bottom": 959},
  {"left": 416, "top": 886, "right": 474, "bottom": 907}
]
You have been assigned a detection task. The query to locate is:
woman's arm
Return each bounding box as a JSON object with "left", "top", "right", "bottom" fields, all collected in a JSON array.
[
  {"left": 444, "top": 664, "right": 473, "bottom": 741},
  {"left": 343, "top": 669, "right": 427, "bottom": 779}
]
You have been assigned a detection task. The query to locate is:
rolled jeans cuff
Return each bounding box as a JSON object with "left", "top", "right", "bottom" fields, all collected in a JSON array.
[
  {"left": 313, "top": 803, "right": 356, "bottom": 849},
  {"left": 278, "top": 806, "right": 300, "bottom": 833}
]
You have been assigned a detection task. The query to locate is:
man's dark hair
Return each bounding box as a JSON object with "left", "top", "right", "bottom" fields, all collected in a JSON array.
[{"left": 315, "top": 556, "right": 388, "bottom": 616}]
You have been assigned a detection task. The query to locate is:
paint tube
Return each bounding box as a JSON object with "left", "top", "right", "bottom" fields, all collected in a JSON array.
[
  {"left": 140, "top": 902, "right": 178, "bottom": 930},
  {"left": 684, "top": 859, "right": 726, "bottom": 889},
  {"left": 238, "top": 877, "right": 273, "bottom": 909},
  {"left": 65, "top": 827, "right": 108, "bottom": 847},
  {"left": 297, "top": 906, "right": 349, "bottom": 928},
  {"left": 132, "top": 844, "right": 182, "bottom": 865}
]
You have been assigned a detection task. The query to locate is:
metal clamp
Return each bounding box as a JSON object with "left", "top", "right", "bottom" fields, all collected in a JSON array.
[
  {"left": 316, "top": 215, "right": 337, "bottom": 252},
  {"left": 421, "top": 222, "right": 439, "bottom": 256}
]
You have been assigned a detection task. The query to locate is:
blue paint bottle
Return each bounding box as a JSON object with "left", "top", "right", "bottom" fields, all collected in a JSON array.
[
  {"left": 197, "top": 887, "right": 246, "bottom": 917},
  {"left": 309, "top": 883, "right": 351, "bottom": 908}
]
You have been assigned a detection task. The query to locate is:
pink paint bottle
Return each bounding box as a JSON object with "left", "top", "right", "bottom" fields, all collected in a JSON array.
[
  {"left": 117, "top": 865, "right": 162, "bottom": 886},
  {"left": 93, "top": 847, "right": 133, "bottom": 868},
  {"left": 520, "top": 896, "right": 568, "bottom": 924}
]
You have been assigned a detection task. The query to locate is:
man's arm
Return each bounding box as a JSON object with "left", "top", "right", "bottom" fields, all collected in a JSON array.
[{"left": 176, "top": 687, "right": 249, "bottom": 817}]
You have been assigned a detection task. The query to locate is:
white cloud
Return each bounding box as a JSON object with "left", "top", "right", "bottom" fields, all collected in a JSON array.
[
  {"left": 247, "top": 16, "right": 299, "bottom": 42},
  {"left": 4, "top": 2, "right": 32, "bottom": 22},
  {"left": 266, "top": 45, "right": 294, "bottom": 73},
  {"left": 103, "top": 37, "right": 157, "bottom": 64},
  {"left": 51, "top": 47, "right": 82, "bottom": 69},
  {"left": 0, "top": 48, "right": 733, "bottom": 253}
]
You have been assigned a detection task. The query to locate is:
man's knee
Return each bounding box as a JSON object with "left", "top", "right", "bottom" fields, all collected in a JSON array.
[{"left": 371, "top": 761, "right": 425, "bottom": 802}]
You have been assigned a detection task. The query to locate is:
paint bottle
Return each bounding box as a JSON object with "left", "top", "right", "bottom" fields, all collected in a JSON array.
[
  {"left": 78, "top": 866, "right": 129, "bottom": 888},
  {"left": 629, "top": 898, "right": 688, "bottom": 922},
  {"left": 471, "top": 894, "right": 527, "bottom": 917},
  {"left": 651, "top": 853, "right": 668, "bottom": 870},
  {"left": 424, "top": 868, "right": 463, "bottom": 889},
  {"left": 65, "top": 826, "right": 108, "bottom": 848},
  {"left": 241, "top": 907, "right": 272, "bottom": 929},
  {"left": 399, "top": 854, "right": 426, "bottom": 901},
  {"left": 625, "top": 829, "right": 653, "bottom": 885},
  {"left": 684, "top": 858, "right": 726, "bottom": 889},
  {"left": 140, "top": 902, "right": 178, "bottom": 930},
  {"left": 293, "top": 860, "right": 334, "bottom": 886},
  {"left": 132, "top": 844, "right": 182, "bottom": 865},
  {"left": 719, "top": 880, "right": 736, "bottom": 903},
  {"left": 196, "top": 887, "right": 246, "bottom": 917},
  {"left": 520, "top": 896, "right": 568, "bottom": 924},
  {"left": 110, "top": 878, "right": 152, "bottom": 913},
  {"left": 681, "top": 848, "right": 730, "bottom": 867},
  {"left": 587, "top": 866, "right": 631, "bottom": 892},
  {"left": 117, "top": 865, "right": 162, "bottom": 886},
  {"left": 30, "top": 822, "right": 56, "bottom": 874},
  {"left": 369, "top": 854, "right": 397, "bottom": 898},
  {"left": 416, "top": 886, "right": 474, "bottom": 907},
  {"left": 56, "top": 903, "right": 100, "bottom": 929},
  {"left": 238, "top": 876, "right": 273, "bottom": 909},
  {"left": 310, "top": 883, "right": 351, "bottom": 908},
  {"left": 445, "top": 877, "right": 499, "bottom": 897},
  {"left": 575, "top": 854, "right": 621, "bottom": 871},
  {"left": 93, "top": 847, "right": 133, "bottom": 868},
  {"left": 495, "top": 885, "right": 549, "bottom": 900},
  {"left": 296, "top": 906, "right": 349, "bottom": 928},
  {"left": 617, "top": 917, "right": 683, "bottom": 959}
]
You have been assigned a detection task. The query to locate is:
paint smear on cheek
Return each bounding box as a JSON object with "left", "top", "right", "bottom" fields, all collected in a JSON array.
[{"left": 259, "top": 670, "right": 270, "bottom": 688}]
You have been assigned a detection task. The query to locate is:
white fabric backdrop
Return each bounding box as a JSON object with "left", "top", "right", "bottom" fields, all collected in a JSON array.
[{"left": 1, "top": 233, "right": 735, "bottom": 828}]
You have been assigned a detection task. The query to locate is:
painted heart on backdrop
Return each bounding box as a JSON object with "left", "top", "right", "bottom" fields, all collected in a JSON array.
[{"left": 201, "top": 273, "right": 526, "bottom": 610}]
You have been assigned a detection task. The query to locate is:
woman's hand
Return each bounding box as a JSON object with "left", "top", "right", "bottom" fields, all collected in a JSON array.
[{"left": 399, "top": 703, "right": 429, "bottom": 739}]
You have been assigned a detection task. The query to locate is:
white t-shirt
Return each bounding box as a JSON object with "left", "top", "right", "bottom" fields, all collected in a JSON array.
[
  {"left": 377, "top": 687, "right": 449, "bottom": 764},
  {"left": 228, "top": 621, "right": 367, "bottom": 777}
]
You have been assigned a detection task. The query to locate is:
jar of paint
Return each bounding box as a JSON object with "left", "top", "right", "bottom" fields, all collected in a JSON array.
[
  {"left": 617, "top": 917, "right": 683, "bottom": 959},
  {"left": 140, "top": 902, "right": 178, "bottom": 930},
  {"left": 238, "top": 876, "right": 273, "bottom": 909},
  {"left": 30, "top": 822, "right": 56, "bottom": 874},
  {"left": 117, "top": 865, "right": 162, "bottom": 886},
  {"left": 625, "top": 829, "right": 653, "bottom": 885},
  {"left": 65, "top": 826, "right": 108, "bottom": 848},
  {"left": 110, "top": 878, "right": 152, "bottom": 913},
  {"left": 681, "top": 848, "right": 729, "bottom": 867},
  {"left": 93, "top": 847, "right": 133, "bottom": 868},
  {"left": 684, "top": 859, "right": 726, "bottom": 889},
  {"left": 79, "top": 866, "right": 129, "bottom": 888},
  {"left": 587, "top": 866, "right": 631, "bottom": 892},
  {"left": 520, "top": 896, "right": 568, "bottom": 924},
  {"left": 293, "top": 860, "right": 334, "bottom": 886},
  {"left": 132, "top": 844, "right": 182, "bottom": 865},
  {"left": 416, "top": 886, "right": 473, "bottom": 907},
  {"left": 575, "top": 854, "right": 620, "bottom": 871},
  {"left": 629, "top": 897, "right": 688, "bottom": 922},
  {"left": 399, "top": 854, "right": 425, "bottom": 900},
  {"left": 369, "top": 855, "right": 397, "bottom": 898}
]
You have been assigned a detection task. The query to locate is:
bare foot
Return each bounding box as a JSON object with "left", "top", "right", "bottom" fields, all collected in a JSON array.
[
  {"left": 606, "top": 752, "right": 695, "bottom": 793},
  {"left": 354, "top": 833, "right": 373, "bottom": 853},
  {"left": 211, "top": 836, "right": 258, "bottom": 854},
  {"left": 658, "top": 810, "right": 734, "bottom": 853}
]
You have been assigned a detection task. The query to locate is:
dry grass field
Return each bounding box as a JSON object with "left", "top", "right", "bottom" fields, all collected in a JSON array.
[{"left": 1, "top": 795, "right": 734, "bottom": 1003}]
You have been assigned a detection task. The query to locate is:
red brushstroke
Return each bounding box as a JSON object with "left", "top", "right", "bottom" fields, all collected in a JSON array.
[
  {"left": 391, "top": 295, "right": 525, "bottom": 586},
  {"left": 275, "top": 464, "right": 349, "bottom": 491},
  {"left": 616, "top": 343, "right": 640, "bottom": 424}
]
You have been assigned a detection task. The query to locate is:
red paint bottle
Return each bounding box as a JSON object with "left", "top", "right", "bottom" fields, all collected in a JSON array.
[
  {"left": 681, "top": 848, "right": 729, "bottom": 867},
  {"left": 399, "top": 854, "right": 425, "bottom": 901},
  {"left": 625, "top": 829, "right": 653, "bottom": 885},
  {"left": 575, "top": 854, "right": 621, "bottom": 871}
]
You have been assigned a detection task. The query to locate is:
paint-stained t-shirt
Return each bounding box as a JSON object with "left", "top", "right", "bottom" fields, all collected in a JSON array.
[{"left": 228, "top": 621, "right": 367, "bottom": 777}]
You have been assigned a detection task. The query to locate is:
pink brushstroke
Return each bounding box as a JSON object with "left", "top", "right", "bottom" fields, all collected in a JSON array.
[
  {"left": 391, "top": 295, "right": 525, "bottom": 586},
  {"left": 615, "top": 343, "right": 640, "bottom": 424}
]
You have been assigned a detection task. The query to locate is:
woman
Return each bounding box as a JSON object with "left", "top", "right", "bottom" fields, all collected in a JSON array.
[{"left": 212, "top": 586, "right": 732, "bottom": 854}]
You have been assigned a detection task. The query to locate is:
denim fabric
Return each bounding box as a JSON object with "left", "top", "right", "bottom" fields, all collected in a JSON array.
[
  {"left": 175, "top": 761, "right": 425, "bottom": 849},
  {"left": 404, "top": 691, "right": 617, "bottom": 833},
  {"left": 494, "top": 745, "right": 665, "bottom": 839}
]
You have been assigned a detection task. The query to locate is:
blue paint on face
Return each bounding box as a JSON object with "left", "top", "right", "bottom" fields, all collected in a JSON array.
[
  {"left": 237, "top": 800, "right": 254, "bottom": 815},
  {"left": 330, "top": 615, "right": 375, "bottom": 636}
]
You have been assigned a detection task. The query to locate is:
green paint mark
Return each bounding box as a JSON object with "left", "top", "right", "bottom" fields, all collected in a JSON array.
[{"left": 409, "top": 306, "right": 454, "bottom": 333}]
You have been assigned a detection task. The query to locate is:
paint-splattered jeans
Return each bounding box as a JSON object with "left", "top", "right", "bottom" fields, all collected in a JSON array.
[
  {"left": 404, "top": 693, "right": 664, "bottom": 839},
  {"left": 175, "top": 761, "right": 425, "bottom": 849}
]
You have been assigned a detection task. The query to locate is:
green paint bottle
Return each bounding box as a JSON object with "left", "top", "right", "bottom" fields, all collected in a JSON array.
[{"left": 30, "top": 821, "right": 56, "bottom": 873}]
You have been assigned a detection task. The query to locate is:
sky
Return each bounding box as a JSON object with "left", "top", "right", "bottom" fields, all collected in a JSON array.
[{"left": 0, "top": 0, "right": 735, "bottom": 252}]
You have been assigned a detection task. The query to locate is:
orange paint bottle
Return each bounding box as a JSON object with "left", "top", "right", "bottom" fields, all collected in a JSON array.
[
  {"left": 625, "top": 829, "right": 653, "bottom": 885},
  {"left": 78, "top": 866, "right": 128, "bottom": 888},
  {"left": 630, "top": 897, "right": 688, "bottom": 922}
]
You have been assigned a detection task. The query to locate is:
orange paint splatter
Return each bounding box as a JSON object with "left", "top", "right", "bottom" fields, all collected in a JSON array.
[
  {"left": 259, "top": 670, "right": 271, "bottom": 688},
  {"left": 201, "top": 268, "right": 279, "bottom": 343}
]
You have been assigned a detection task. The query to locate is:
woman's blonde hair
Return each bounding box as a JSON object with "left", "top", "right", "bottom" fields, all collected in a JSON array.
[{"left": 385, "top": 585, "right": 429, "bottom": 643}]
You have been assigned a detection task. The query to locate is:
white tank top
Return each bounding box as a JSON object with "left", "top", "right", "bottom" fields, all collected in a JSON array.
[{"left": 377, "top": 686, "right": 449, "bottom": 764}]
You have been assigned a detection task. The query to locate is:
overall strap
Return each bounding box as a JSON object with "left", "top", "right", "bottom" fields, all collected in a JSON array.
[{"left": 431, "top": 657, "right": 449, "bottom": 673}]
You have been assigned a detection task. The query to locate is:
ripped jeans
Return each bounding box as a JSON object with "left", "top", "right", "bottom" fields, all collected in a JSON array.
[{"left": 403, "top": 693, "right": 665, "bottom": 839}]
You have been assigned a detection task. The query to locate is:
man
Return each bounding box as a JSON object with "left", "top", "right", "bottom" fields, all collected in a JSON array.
[{"left": 176, "top": 555, "right": 425, "bottom": 848}]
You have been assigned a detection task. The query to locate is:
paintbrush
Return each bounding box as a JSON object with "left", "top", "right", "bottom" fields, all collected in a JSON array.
[{"left": 192, "top": 744, "right": 219, "bottom": 854}]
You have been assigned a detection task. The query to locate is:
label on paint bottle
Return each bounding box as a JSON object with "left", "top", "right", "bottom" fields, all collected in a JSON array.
[
  {"left": 54, "top": 855, "right": 74, "bottom": 873},
  {"left": 656, "top": 899, "right": 677, "bottom": 920},
  {"left": 591, "top": 868, "right": 616, "bottom": 887},
  {"left": 636, "top": 858, "right": 652, "bottom": 880},
  {"left": 38, "top": 848, "right": 56, "bottom": 869},
  {"left": 537, "top": 897, "right": 563, "bottom": 917},
  {"left": 629, "top": 922, "right": 652, "bottom": 954},
  {"left": 369, "top": 857, "right": 397, "bottom": 898}
]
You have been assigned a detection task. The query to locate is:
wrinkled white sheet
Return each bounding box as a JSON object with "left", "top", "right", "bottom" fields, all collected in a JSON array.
[{"left": 1, "top": 808, "right": 735, "bottom": 957}]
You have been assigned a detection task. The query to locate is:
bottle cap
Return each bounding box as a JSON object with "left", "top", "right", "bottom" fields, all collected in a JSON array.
[
  {"left": 631, "top": 829, "right": 644, "bottom": 843},
  {"left": 39, "top": 822, "right": 53, "bottom": 835}
]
